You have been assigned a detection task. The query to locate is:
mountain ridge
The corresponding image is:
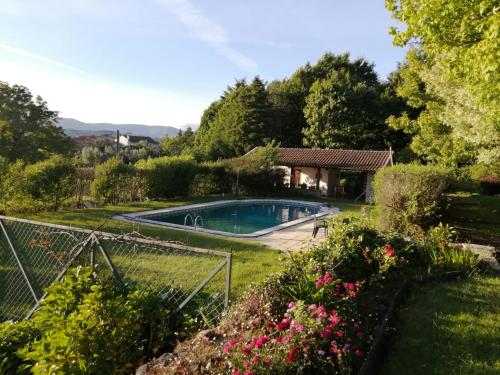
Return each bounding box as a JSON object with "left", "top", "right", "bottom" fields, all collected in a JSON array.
[{"left": 56, "top": 118, "right": 183, "bottom": 139}]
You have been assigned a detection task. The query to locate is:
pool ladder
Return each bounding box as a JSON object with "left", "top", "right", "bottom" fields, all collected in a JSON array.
[{"left": 184, "top": 214, "right": 204, "bottom": 230}]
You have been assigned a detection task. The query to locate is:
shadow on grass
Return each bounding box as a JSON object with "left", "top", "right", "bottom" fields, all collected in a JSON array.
[{"left": 380, "top": 276, "right": 500, "bottom": 375}]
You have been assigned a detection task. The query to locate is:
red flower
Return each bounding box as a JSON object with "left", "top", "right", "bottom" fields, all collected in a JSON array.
[
  {"left": 287, "top": 347, "right": 298, "bottom": 362},
  {"left": 242, "top": 345, "right": 252, "bottom": 356},
  {"left": 276, "top": 318, "right": 290, "bottom": 331},
  {"left": 354, "top": 348, "right": 364, "bottom": 357},
  {"left": 263, "top": 358, "right": 272, "bottom": 366},
  {"left": 254, "top": 335, "right": 269, "bottom": 349},
  {"left": 385, "top": 244, "right": 396, "bottom": 257}
]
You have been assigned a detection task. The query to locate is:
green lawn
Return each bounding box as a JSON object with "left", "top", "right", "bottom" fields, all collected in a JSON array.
[
  {"left": 444, "top": 192, "right": 500, "bottom": 248},
  {"left": 16, "top": 196, "right": 365, "bottom": 298},
  {"left": 380, "top": 276, "right": 500, "bottom": 375}
]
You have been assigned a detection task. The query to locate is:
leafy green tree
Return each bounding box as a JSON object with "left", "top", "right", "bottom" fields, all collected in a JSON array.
[
  {"left": 160, "top": 127, "right": 195, "bottom": 156},
  {"left": 302, "top": 58, "right": 407, "bottom": 150},
  {"left": 385, "top": 0, "right": 499, "bottom": 165},
  {"left": 195, "top": 77, "right": 274, "bottom": 160},
  {"left": 0, "top": 82, "right": 73, "bottom": 163}
]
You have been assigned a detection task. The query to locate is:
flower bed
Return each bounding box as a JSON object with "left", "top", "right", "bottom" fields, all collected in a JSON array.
[{"left": 140, "top": 217, "right": 482, "bottom": 375}]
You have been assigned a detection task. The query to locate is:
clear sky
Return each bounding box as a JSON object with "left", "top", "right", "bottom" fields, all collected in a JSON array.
[{"left": 0, "top": 0, "right": 406, "bottom": 128}]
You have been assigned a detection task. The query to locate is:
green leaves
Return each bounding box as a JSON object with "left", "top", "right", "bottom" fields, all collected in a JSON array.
[
  {"left": 3, "top": 266, "right": 174, "bottom": 374},
  {"left": 0, "top": 82, "right": 73, "bottom": 164}
]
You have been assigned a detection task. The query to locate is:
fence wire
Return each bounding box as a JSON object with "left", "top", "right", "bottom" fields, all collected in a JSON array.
[{"left": 0, "top": 216, "right": 231, "bottom": 326}]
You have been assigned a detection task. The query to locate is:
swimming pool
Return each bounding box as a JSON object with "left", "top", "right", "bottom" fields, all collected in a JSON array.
[{"left": 119, "top": 199, "right": 334, "bottom": 237}]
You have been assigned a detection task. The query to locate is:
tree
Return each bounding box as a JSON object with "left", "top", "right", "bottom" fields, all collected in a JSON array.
[
  {"left": 302, "top": 59, "right": 405, "bottom": 150},
  {"left": 0, "top": 82, "right": 73, "bottom": 163},
  {"left": 385, "top": 0, "right": 499, "bottom": 165},
  {"left": 194, "top": 77, "right": 274, "bottom": 160},
  {"left": 160, "top": 127, "right": 195, "bottom": 156}
]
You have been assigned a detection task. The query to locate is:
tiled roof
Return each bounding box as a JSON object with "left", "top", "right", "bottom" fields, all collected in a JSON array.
[{"left": 276, "top": 148, "right": 392, "bottom": 171}]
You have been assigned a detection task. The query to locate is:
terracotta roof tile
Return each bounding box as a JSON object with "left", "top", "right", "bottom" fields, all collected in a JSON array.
[{"left": 276, "top": 148, "right": 392, "bottom": 171}]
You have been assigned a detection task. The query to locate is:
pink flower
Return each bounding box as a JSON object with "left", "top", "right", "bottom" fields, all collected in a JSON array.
[
  {"left": 252, "top": 355, "right": 260, "bottom": 363},
  {"left": 254, "top": 335, "right": 269, "bottom": 349},
  {"left": 307, "top": 304, "right": 317, "bottom": 311},
  {"left": 329, "top": 316, "right": 341, "bottom": 325},
  {"left": 315, "top": 278, "right": 324, "bottom": 287},
  {"left": 233, "top": 371, "right": 242, "bottom": 375},
  {"left": 243, "top": 361, "right": 251, "bottom": 368},
  {"left": 287, "top": 301, "right": 296, "bottom": 310},
  {"left": 287, "top": 347, "right": 298, "bottom": 362},
  {"left": 242, "top": 345, "right": 252, "bottom": 356},
  {"left": 336, "top": 330, "right": 344, "bottom": 337},
  {"left": 263, "top": 358, "right": 272, "bottom": 366},
  {"left": 317, "top": 306, "right": 326, "bottom": 314},
  {"left": 293, "top": 322, "right": 305, "bottom": 332},
  {"left": 344, "top": 282, "right": 356, "bottom": 291},
  {"left": 276, "top": 318, "right": 291, "bottom": 331},
  {"left": 354, "top": 348, "right": 364, "bottom": 357},
  {"left": 223, "top": 338, "right": 239, "bottom": 353},
  {"left": 320, "top": 327, "right": 333, "bottom": 338},
  {"left": 244, "top": 372, "right": 253, "bottom": 375}
]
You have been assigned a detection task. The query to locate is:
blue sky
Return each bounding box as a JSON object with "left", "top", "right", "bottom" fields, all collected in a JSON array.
[{"left": 0, "top": 0, "right": 406, "bottom": 127}]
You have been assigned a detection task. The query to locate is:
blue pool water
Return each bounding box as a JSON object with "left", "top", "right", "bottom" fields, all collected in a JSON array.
[{"left": 143, "top": 201, "right": 321, "bottom": 235}]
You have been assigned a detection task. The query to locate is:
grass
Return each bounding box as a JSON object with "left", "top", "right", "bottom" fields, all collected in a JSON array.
[
  {"left": 380, "top": 276, "right": 500, "bottom": 375},
  {"left": 16, "top": 196, "right": 365, "bottom": 298},
  {"left": 444, "top": 192, "right": 500, "bottom": 248}
]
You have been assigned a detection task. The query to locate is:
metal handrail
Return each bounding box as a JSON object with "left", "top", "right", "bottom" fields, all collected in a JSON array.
[
  {"left": 194, "top": 215, "right": 204, "bottom": 229},
  {"left": 183, "top": 213, "right": 194, "bottom": 227}
]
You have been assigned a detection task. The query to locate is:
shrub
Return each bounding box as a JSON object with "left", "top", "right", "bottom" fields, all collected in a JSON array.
[
  {"left": 91, "top": 158, "right": 141, "bottom": 204},
  {"left": 189, "top": 161, "right": 232, "bottom": 196},
  {"left": 479, "top": 176, "right": 500, "bottom": 195},
  {"left": 0, "top": 320, "right": 41, "bottom": 374},
  {"left": 136, "top": 156, "right": 199, "bottom": 198},
  {"left": 0, "top": 155, "right": 76, "bottom": 213},
  {"left": 11, "top": 266, "right": 174, "bottom": 374},
  {"left": 374, "top": 164, "right": 449, "bottom": 234}
]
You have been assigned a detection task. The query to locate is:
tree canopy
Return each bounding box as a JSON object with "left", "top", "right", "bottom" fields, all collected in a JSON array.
[
  {"left": 385, "top": 0, "right": 499, "bottom": 166},
  {"left": 0, "top": 82, "right": 73, "bottom": 163}
]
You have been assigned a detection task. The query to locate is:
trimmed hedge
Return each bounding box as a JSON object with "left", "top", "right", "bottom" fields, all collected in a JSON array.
[
  {"left": 374, "top": 164, "right": 449, "bottom": 234},
  {"left": 136, "top": 156, "right": 199, "bottom": 198},
  {"left": 0, "top": 155, "right": 76, "bottom": 213}
]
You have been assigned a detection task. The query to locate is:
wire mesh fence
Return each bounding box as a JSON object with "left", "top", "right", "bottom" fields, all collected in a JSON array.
[{"left": 0, "top": 215, "right": 231, "bottom": 326}]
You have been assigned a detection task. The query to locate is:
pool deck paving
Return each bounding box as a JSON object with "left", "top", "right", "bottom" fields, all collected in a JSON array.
[{"left": 247, "top": 213, "right": 338, "bottom": 252}]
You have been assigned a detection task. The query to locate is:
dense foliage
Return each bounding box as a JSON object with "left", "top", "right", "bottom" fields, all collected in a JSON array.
[
  {"left": 0, "top": 155, "right": 76, "bottom": 213},
  {"left": 374, "top": 164, "right": 449, "bottom": 233},
  {"left": 91, "top": 157, "right": 144, "bottom": 204},
  {"left": 147, "top": 216, "right": 479, "bottom": 374},
  {"left": 385, "top": 0, "right": 499, "bottom": 166},
  {"left": 137, "top": 156, "right": 199, "bottom": 198},
  {"left": 192, "top": 53, "right": 411, "bottom": 161},
  {"left": 0, "top": 266, "right": 174, "bottom": 375},
  {"left": 0, "top": 82, "right": 73, "bottom": 163}
]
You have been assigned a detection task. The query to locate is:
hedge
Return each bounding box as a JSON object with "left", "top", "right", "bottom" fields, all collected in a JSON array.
[{"left": 374, "top": 164, "right": 449, "bottom": 234}]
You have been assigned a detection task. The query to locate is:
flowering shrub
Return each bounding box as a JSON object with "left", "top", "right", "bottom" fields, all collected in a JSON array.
[{"left": 223, "top": 275, "right": 365, "bottom": 374}]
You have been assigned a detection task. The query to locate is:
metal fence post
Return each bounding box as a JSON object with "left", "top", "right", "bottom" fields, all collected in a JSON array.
[
  {"left": 92, "top": 234, "right": 128, "bottom": 292},
  {"left": 224, "top": 249, "right": 233, "bottom": 309},
  {"left": 0, "top": 219, "right": 40, "bottom": 303}
]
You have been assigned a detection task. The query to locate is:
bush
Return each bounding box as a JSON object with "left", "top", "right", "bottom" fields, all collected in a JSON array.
[
  {"left": 4, "top": 266, "right": 174, "bottom": 374},
  {"left": 136, "top": 156, "right": 199, "bottom": 198},
  {"left": 374, "top": 164, "right": 449, "bottom": 234},
  {"left": 91, "top": 158, "right": 143, "bottom": 204},
  {"left": 0, "top": 320, "right": 41, "bottom": 374},
  {"left": 189, "top": 161, "right": 232, "bottom": 197},
  {"left": 0, "top": 155, "right": 76, "bottom": 213},
  {"left": 479, "top": 176, "right": 500, "bottom": 195}
]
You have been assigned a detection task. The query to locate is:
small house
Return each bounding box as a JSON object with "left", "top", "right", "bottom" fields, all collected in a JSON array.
[
  {"left": 275, "top": 148, "right": 393, "bottom": 202},
  {"left": 119, "top": 134, "right": 158, "bottom": 147}
]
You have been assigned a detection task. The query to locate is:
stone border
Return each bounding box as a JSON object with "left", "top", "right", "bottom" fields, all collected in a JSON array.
[{"left": 115, "top": 199, "right": 339, "bottom": 238}]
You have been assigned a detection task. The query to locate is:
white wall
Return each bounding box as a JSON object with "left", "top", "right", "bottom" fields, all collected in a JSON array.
[{"left": 365, "top": 172, "right": 375, "bottom": 203}]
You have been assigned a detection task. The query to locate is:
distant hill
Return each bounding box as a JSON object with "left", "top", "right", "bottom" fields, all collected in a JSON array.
[{"left": 56, "top": 118, "right": 181, "bottom": 140}]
